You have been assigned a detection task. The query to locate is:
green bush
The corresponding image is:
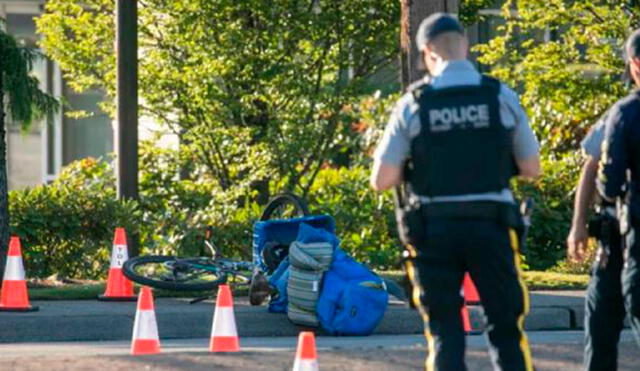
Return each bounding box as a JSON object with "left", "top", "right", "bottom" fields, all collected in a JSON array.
[
  {"left": 8, "top": 142, "right": 584, "bottom": 278},
  {"left": 513, "top": 153, "right": 581, "bottom": 270},
  {"left": 306, "top": 166, "right": 400, "bottom": 270},
  {"left": 9, "top": 158, "right": 139, "bottom": 279}
]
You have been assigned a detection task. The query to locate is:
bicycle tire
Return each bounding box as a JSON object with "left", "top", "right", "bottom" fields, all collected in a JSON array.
[
  {"left": 259, "top": 193, "right": 310, "bottom": 221},
  {"left": 122, "top": 255, "right": 227, "bottom": 291}
]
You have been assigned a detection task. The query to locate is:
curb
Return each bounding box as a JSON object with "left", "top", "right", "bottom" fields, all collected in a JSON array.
[{"left": 0, "top": 297, "right": 590, "bottom": 343}]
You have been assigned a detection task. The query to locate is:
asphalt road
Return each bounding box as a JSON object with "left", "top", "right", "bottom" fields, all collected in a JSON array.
[{"left": 1, "top": 331, "right": 638, "bottom": 371}]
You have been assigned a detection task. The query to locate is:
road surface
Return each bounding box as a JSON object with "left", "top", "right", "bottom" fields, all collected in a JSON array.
[{"left": 0, "top": 331, "right": 638, "bottom": 371}]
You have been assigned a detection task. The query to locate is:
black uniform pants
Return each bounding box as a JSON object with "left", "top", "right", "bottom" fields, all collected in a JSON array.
[
  {"left": 584, "top": 223, "right": 625, "bottom": 371},
  {"left": 584, "top": 219, "right": 640, "bottom": 371},
  {"left": 406, "top": 218, "right": 533, "bottom": 371}
]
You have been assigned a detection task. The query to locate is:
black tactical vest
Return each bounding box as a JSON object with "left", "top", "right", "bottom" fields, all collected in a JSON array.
[{"left": 406, "top": 76, "right": 515, "bottom": 197}]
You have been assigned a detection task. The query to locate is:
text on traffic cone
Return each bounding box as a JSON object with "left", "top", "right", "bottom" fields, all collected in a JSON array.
[{"left": 100, "top": 228, "right": 135, "bottom": 300}]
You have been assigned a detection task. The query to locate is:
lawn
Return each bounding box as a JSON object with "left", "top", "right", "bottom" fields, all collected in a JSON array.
[{"left": 25, "top": 270, "right": 588, "bottom": 300}]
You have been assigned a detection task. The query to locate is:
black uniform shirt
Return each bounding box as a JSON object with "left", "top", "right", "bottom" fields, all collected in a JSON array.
[{"left": 597, "top": 90, "right": 640, "bottom": 216}]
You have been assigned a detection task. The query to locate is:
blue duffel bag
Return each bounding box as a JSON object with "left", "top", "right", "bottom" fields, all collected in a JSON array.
[{"left": 316, "top": 249, "right": 388, "bottom": 336}]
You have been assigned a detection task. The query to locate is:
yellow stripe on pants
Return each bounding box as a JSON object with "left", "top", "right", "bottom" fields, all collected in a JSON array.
[
  {"left": 405, "top": 244, "right": 436, "bottom": 371},
  {"left": 509, "top": 229, "right": 534, "bottom": 371}
]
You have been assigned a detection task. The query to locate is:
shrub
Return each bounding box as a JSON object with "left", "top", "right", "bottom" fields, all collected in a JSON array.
[
  {"left": 513, "top": 153, "right": 582, "bottom": 270},
  {"left": 9, "top": 158, "right": 139, "bottom": 279},
  {"left": 305, "top": 166, "right": 400, "bottom": 269}
]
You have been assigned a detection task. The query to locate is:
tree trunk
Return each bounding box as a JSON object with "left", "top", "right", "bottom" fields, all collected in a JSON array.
[
  {"left": 0, "top": 81, "right": 9, "bottom": 282},
  {"left": 401, "top": 0, "right": 460, "bottom": 88}
]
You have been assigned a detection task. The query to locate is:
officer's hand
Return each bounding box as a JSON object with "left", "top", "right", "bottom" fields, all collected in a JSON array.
[{"left": 567, "top": 224, "right": 589, "bottom": 262}]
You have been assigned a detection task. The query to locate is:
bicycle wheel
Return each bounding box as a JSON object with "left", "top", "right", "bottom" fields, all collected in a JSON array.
[
  {"left": 259, "top": 193, "right": 310, "bottom": 221},
  {"left": 122, "top": 255, "right": 227, "bottom": 291}
]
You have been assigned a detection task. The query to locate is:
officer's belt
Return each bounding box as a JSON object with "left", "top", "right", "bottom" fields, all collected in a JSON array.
[
  {"left": 422, "top": 201, "right": 510, "bottom": 219},
  {"left": 421, "top": 201, "right": 518, "bottom": 224}
]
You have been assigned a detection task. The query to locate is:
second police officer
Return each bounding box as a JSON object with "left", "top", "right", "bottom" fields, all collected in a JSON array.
[
  {"left": 370, "top": 13, "right": 541, "bottom": 371},
  {"left": 595, "top": 28, "right": 640, "bottom": 367},
  {"left": 568, "top": 108, "right": 626, "bottom": 371}
]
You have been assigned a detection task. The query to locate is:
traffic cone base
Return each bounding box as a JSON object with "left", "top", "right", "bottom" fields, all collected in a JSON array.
[
  {"left": 0, "top": 237, "right": 38, "bottom": 312},
  {"left": 131, "top": 339, "right": 161, "bottom": 355},
  {"left": 99, "top": 228, "right": 136, "bottom": 301},
  {"left": 0, "top": 281, "right": 38, "bottom": 312},
  {"left": 210, "top": 336, "right": 240, "bottom": 352}
]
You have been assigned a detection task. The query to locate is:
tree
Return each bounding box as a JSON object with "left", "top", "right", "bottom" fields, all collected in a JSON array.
[
  {"left": 401, "top": 0, "right": 460, "bottom": 86},
  {"left": 475, "top": 0, "right": 639, "bottom": 154},
  {"left": 36, "top": 0, "right": 401, "bottom": 199},
  {"left": 0, "top": 28, "right": 58, "bottom": 279}
]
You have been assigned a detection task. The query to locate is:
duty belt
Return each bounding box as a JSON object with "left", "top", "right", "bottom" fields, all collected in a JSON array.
[
  {"left": 422, "top": 201, "right": 508, "bottom": 219},
  {"left": 421, "top": 201, "right": 522, "bottom": 229}
]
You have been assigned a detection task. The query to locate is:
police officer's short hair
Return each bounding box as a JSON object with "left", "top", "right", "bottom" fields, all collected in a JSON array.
[{"left": 415, "top": 13, "right": 464, "bottom": 49}]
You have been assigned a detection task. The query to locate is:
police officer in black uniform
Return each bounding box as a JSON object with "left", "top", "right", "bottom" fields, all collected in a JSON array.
[
  {"left": 371, "top": 13, "right": 541, "bottom": 371},
  {"left": 597, "top": 28, "right": 640, "bottom": 352},
  {"left": 568, "top": 108, "right": 626, "bottom": 371}
]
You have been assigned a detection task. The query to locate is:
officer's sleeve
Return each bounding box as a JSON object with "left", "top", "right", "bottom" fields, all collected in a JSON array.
[
  {"left": 372, "top": 95, "right": 413, "bottom": 167},
  {"left": 498, "top": 85, "right": 540, "bottom": 159},
  {"left": 581, "top": 118, "right": 606, "bottom": 159},
  {"left": 597, "top": 106, "right": 629, "bottom": 200}
]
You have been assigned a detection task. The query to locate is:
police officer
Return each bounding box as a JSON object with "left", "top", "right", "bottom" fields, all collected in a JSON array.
[
  {"left": 370, "top": 13, "right": 540, "bottom": 371},
  {"left": 568, "top": 109, "right": 626, "bottom": 371},
  {"left": 597, "top": 28, "right": 640, "bottom": 352}
]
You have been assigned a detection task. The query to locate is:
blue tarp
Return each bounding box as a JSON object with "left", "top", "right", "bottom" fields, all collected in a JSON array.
[{"left": 252, "top": 215, "right": 335, "bottom": 272}]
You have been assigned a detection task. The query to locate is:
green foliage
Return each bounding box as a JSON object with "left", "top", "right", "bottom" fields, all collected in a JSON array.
[
  {"left": 0, "top": 29, "right": 59, "bottom": 129},
  {"left": 307, "top": 166, "right": 400, "bottom": 269},
  {"left": 460, "top": 0, "right": 499, "bottom": 25},
  {"left": 512, "top": 153, "right": 581, "bottom": 270},
  {"left": 9, "top": 159, "right": 139, "bottom": 279},
  {"left": 474, "top": 0, "right": 636, "bottom": 153},
  {"left": 36, "top": 0, "right": 400, "bottom": 195},
  {"left": 1, "top": 28, "right": 60, "bottom": 280}
]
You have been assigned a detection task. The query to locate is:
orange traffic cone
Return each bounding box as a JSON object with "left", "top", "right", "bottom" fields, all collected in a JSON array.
[
  {"left": 462, "top": 273, "right": 480, "bottom": 305},
  {"left": 0, "top": 237, "right": 38, "bottom": 312},
  {"left": 131, "top": 286, "right": 161, "bottom": 355},
  {"left": 209, "top": 284, "right": 240, "bottom": 352},
  {"left": 292, "top": 331, "right": 319, "bottom": 371},
  {"left": 98, "top": 228, "right": 136, "bottom": 301}
]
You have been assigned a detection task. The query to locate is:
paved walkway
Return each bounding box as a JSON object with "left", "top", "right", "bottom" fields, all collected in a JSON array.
[{"left": 0, "top": 291, "right": 591, "bottom": 343}]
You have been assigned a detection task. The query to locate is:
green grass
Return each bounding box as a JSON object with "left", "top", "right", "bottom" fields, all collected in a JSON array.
[
  {"left": 28, "top": 282, "right": 249, "bottom": 301},
  {"left": 522, "top": 271, "right": 589, "bottom": 290},
  {"left": 378, "top": 270, "right": 588, "bottom": 291},
  {"left": 26, "top": 270, "right": 588, "bottom": 301}
]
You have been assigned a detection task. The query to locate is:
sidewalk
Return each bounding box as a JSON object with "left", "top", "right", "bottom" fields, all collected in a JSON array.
[{"left": 0, "top": 291, "right": 588, "bottom": 343}]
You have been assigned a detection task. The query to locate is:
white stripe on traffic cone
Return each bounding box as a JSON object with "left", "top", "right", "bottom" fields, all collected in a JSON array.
[{"left": 3, "top": 256, "right": 26, "bottom": 281}]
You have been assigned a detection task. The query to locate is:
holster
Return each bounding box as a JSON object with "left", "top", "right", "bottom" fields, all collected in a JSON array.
[
  {"left": 588, "top": 207, "right": 618, "bottom": 269},
  {"left": 393, "top": 185, "right": 427, "bottom": 247}
]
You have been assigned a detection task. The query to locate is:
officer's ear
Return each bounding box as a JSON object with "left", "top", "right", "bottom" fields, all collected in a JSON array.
[{"left": 630, "top": 57, "right": 640, "bottom": 86}]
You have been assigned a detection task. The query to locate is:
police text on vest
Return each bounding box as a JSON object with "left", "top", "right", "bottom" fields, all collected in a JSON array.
[{"left": 429, "top": 104, "right": 490, "bottom": 132}]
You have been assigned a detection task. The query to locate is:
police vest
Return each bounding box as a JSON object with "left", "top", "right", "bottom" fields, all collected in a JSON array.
[{"left": 407, "top": 75, "right": 515, "bottom": 197}]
